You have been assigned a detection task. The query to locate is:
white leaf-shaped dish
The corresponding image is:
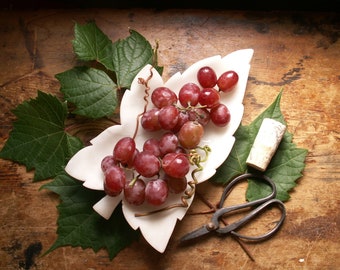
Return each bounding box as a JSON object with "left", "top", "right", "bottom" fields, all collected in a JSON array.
[{"left": 65, "top": 48, "right": 254, "bottom": 253}]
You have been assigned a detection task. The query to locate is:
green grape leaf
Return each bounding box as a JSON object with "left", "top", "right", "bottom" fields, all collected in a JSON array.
[
  {"left": 72, "top": 22, "right": 115, "bottom": 71},
  {"left": 0, "top": 91, "right": 83, "bottom": 181},
  {"left": 210, "top": 90, "right": 308, "bottom": 201},
  {"left": 112, "top": 29, "right": 154, "bottom": 89},
  {"left": 63, "top": 23, "right": 156, "bottom": 118},
  {"left": 72, "top": 22, "right": 155, "bottom": 89},
  {"left": 56, "top": 66, "right": 117, "bottom": 118},
  {"left": 41, "top": 172, "right": 139, "bottom": 260}
]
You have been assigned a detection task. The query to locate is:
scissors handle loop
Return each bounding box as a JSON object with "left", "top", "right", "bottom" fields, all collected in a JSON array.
[
  {"left": 211, "top": 173, "right": 286, "bottom": 241},
  {"left": 218, "top": 173, "right": 277, "bottom": 209},
  {"left": 216, "top": 198, "right": 286, "bottom": 241},
  {"left": 179, "top": 173, "right": 286, "bottom": 243}
]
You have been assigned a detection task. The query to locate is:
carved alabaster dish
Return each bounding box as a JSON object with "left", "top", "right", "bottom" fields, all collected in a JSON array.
[{"left": 65, "top": 49, "right": 254, "bottom": 253}]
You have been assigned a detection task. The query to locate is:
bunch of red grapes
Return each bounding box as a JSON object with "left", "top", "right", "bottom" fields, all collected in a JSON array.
[{"left": 101, "top": 66, "right": 239, "bottom": 207}]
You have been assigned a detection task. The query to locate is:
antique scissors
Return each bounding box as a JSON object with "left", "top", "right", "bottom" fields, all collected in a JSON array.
[{"left": 180, "top": 173, "right": 286, "bottom": 242}]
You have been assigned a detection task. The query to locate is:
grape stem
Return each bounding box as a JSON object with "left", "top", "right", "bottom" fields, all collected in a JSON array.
[
  {"left": 176, "top": 104, "right": 207, "bottom": 112},
  {"left": 132, "top": 66, "right": 154, "bottom": 140},
  {"left": 129, "top": 175, "right": 138, "bottom": 186}
]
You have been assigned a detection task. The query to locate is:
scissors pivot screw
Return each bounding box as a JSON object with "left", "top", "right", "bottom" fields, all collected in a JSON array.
[{"left": 206, "top": 222, "right": 217, "bottom": 231}]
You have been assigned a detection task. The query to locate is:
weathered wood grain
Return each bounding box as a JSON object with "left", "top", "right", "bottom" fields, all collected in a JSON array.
[{"left": 0, "top": 9, "right": 339, "bottom": 270}]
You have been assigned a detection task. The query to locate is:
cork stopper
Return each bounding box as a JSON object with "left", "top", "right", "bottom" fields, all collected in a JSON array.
[{"left": 246, "top": 118, "right": 286, "bottom": 171}]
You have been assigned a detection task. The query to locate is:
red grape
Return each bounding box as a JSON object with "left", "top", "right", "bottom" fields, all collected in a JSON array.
[
  {"left": 145, "top": 179, "right": 169, "bottom": 206},
  {"left": 113, "top": 137, "right": 136, "bottom": 164},
  {"left": 141, "top": 108, "right": 162, "bottom": 131},
  {"left": 217, "top": 70, "right": 239, "bottom": 92},
  {"left": 171, "top": 111, "right": 189, "bottom": 133},
  {"left": 178, "top": 82, "right": 201, "bottom": 107},
  {"left": 125, "top": 148, "right": 139, "bottom": 168},
  {"left": 188, "top": 107, "right": 210, "bottom": 126},
  {"left": 158, "top": 105, "right": 179, "bottom": 130},
  {"left": 133, "top": 151, "right": 161, "bottom": 178},
  {"left": 101, "top": 155, "right": 117, "bottom": 172},
  {"left": 174, "top": 146, "right": 187, "bottom": 154},
  {"left": 197, "top": 66, "right": 217, "bottom": 88},
  {"left": 198, "top": 87, "right": 220, "bottom": 108},
  {"left": 164, "top": 174, "right": 187, "bottom": 194},
  {"left": 151, "top": 87, "right": 178, "bottom": 108},
  {"left": 124, "top": 178, "right": 146, "bottom": 205},
  {"left": 162, "top": 152, "right": 190, "bottom": 178},
  {"left": 104, "top": 165, "right": 126, "bottom": 196},
  {"left": 143, "top": 138, "right": 161, "bottom": 157},
  {"left": 159, "top": 132, "right": 179, "bottom": 156},
  {"left": 210, "top": 103, "right": 231, "bottom": 127}
]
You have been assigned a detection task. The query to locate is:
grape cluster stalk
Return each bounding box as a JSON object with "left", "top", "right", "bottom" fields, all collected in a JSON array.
[{"left": 100, "top": 65, "right": 239, "bottom": 215}]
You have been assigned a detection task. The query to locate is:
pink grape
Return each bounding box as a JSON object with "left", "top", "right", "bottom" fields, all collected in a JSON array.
[
  {"left": 101, "top": 155, "right": 117, "bottom": 172},
  {"left": 104, "top": 165, "right": 126, "bottom": 196},
  {"left": 113, "top": 137, "right": 136, "bottom": 165},
  {"left": 158, "top": 105, "right": 179, "bottom": 130},
  {"left": 178, "top": 121, "right": 204, "bottom": 149},
  {"left": 174, "top": 146, "right": 187, "bottom": 154},
  {"left": 151, "top": 87, "right": 178, "bottom": 108},
  {"left": 124, "top": 178, "right": 146, "bottom": 205},
  {"left": 188, "top": 107, "right": 210, "bottom": 126},
  {"left": 141, "top": 108, "right": 162, "bottom": 131},
  {"left": 124, "top": 148, "right": 139, "bottom": 168},
  {"left": 171, "top": 111, "right": 189, "bottom": 133},
  {"left": 159, "top": 132, "right": 179, "bottom": 156},
  {"left": 145, "top": 179, "right": 169, "bottom": 206},
  {"left": 178, "top": 82, "right": 201, "bottom": 107},
  {"left": 133, "top": 151, "right": 161, "bottom": 178},
  {"left": 143, "top": 138, "right": 161, "bottom": 157}
]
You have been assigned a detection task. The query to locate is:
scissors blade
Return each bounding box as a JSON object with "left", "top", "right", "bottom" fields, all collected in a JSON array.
[{"left": 180, "top": 225, "right": 212, "bottom": 242}]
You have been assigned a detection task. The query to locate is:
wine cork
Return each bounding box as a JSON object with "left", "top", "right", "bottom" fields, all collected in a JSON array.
[{"left": 246, "top": 118, "right": 286, "bottom": 171}]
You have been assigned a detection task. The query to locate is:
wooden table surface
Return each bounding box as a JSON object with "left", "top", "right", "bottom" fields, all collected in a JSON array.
[{"left": 0, "top": 8, "right": 339, "bottom": 270}]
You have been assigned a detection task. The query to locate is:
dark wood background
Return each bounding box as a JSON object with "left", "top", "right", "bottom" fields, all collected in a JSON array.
[{"left": 1, "top": 0, "right": 340, "bottom": 11}]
